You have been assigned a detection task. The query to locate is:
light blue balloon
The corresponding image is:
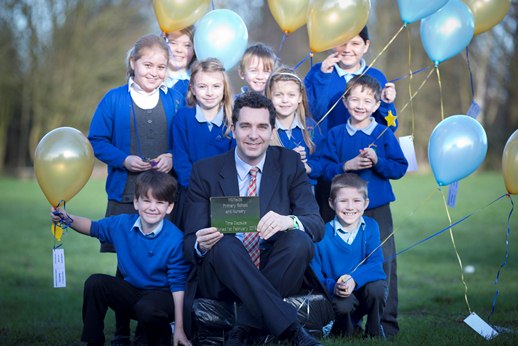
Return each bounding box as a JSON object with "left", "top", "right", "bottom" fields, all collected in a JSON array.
[
  {"left": 428, "top": 115, "right": 487, "bottom": 186},
  {"left": 397, "top": 0, "right": 448, "bottom": 24},
  {"left": 420, "top": 0, "right": 474, "bottom": 65},
  {"left": 194, "top": 9, "right": 248, "bottom": 71}
]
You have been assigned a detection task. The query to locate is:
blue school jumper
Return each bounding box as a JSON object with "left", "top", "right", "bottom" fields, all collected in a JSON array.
[
  {"left": 304, "top": 63, "right": 397, "bottom": 134},
  {"left": 172, "top": 106, "right": 235, "bottom": 187}
]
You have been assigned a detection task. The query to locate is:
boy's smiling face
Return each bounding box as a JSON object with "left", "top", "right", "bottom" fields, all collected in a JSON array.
[
  {"left": 343, "top": 84, "right": 380, "bottom": 129},
  {"left": 333, "top": 35, "right": 370, "bottom": 72},
  {"left": 134, "top": 192, "right": 174, "bottom": 234},
  {"left": 329, "top": 187, "right": 369, "bottom": 230}
]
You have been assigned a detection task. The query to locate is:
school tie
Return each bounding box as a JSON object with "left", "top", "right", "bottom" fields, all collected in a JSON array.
[{"left": 243, "top": 167, "right": 260, "bottom": 268}]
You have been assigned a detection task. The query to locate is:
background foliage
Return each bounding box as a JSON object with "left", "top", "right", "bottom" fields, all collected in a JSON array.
[{"left": 0, "top": 0, "right": 517, "bottom": 175}]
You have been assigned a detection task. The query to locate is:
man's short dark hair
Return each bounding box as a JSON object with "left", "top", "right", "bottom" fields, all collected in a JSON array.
[
  {"left": 135, "top": 170, "right": 177, "bottom": 204},
  {"left": 232, "top": 91, "right": 276, "bottom": 127}
]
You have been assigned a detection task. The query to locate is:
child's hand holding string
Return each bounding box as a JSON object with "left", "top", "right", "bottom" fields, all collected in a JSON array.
[
  {"left": 343, "top": 150, "right": 374, "bottom": 171},
  {"left": 334, "top": 274, "right": 356, "bottom": 297},
  {"left": 360, "top": 147, "right": 378, "bottom": 165},
  {"left": 381, "top": 82, "right": 396, "bottom": 104}
]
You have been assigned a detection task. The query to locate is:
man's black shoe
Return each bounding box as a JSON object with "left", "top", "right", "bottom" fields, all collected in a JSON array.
[
  {"left": 292, "top": 326, "right": 322, "bottom": 346},
  {"left": 226, "top": 324, "right": 250, "bottom": 345},
  {"left": 110, "top": 336, "right": 130, "bottom": 346}
]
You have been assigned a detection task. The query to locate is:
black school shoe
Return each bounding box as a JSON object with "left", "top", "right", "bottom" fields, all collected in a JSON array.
[
  {"left": 281, "top": 323, "right": 322, "bottom": 346},
  {"left": 225, "top": 325, "right": 250, "bottom": 345}
]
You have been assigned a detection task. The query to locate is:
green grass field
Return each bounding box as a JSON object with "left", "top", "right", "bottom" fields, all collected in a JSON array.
[{"left": 0, "top": 172, "right": 517, "bottom": 345}]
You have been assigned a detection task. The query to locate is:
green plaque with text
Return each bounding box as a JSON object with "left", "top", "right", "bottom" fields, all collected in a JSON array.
[{"left": 210, "top": 196, "right": 260, "bottom": 233}]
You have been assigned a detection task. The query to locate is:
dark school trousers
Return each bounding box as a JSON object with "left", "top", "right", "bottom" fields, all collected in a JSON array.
[
  {"left": 364, "top": 203, "right": 399, "bottom": 337},
  {"left": 81, "top": 274, "right": 174, "bottom": 345},
  {"left": 196, "top": 230, "right": 314, "bottom": 337},
  {"left": 331, "top": 280, "right": 387, "bottom": 337}
]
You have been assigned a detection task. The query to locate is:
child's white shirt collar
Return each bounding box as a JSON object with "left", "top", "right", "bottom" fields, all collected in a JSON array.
[{"left": 132, "top": 217, "right": 164, "bottom": 238}]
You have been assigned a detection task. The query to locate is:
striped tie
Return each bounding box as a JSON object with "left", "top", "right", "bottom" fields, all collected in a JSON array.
[{"left": 243, "top": 167, "right": 260, "bottom": 268}]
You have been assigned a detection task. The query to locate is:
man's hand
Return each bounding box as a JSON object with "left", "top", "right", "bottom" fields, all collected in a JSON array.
[
  {"left": 196, "top": 227, "right": 223, "bottom": 252},
  {"left": 257, "top": 211, "right": 293, "bottom": 240}
]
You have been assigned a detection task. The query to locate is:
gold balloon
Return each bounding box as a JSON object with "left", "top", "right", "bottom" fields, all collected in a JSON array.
[
  {"left": 34, "top": 127, "right": 94, "bottom": 206},
  {"left": 463, "top": 0, "right": 510, "bottom": 35},
  {"left": 307, "top": 0, "right": 370, "bottom": 53},
  {"left": 503, "top": 130, "right": 518, "bottom": 195},
  {"left": 153, "top": 0, "right": 211, "bottom": 33},
  {"left": 268, "top": 0, "right": 309, "bottom": 34}
]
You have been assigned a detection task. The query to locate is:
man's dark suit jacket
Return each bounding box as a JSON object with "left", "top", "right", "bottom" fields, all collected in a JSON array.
[
  {"left": 182, "top": 146, "right": 326, "bottom": 335},
  {"left": 183, "top": 146, "right": 324, "bottom": 263}
]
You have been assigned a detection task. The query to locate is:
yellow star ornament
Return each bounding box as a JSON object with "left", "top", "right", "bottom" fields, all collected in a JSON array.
[{"left": 385, "top": 110, "right": 397, "bottom": 128}]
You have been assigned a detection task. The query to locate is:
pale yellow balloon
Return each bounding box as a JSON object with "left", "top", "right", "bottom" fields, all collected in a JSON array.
[
  {"left": 307, "top": 0, "right": 371, "bottom": 53},
  {"left": 34, "top": 127, "right": 94, "bottom": 206},
  {"left": 153, "top": 0, "right": 211, "bottom": 33},
  {"left": 463, "top": 0, "right": 510, "bottom": 35},
  {"left": 268, "top": 0, "right": 309, "bottom": 34},
  {"left": 503, "top": 130, "right": 518, "bottom": 195}
]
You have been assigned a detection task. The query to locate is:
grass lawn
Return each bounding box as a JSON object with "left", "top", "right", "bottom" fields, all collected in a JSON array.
[{"left": 0, "top": 171, "right": 517, "bottom": 345}]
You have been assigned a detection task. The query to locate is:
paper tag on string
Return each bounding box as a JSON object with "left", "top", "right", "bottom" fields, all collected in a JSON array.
[
  {"left": 399, "top": 135, "right": 418, "bottom": 172},
  {"left": 53, "top": 248, "right": 66, "bottom": 288},
  {"left": 464, "top": 312, "right": 498, "bottom": 340},
  {"left": 467, "top": 100, "right": 481, "bottom": 119},
  {"left": 447, "top": 181, "right": 459, "bottom": 208}
]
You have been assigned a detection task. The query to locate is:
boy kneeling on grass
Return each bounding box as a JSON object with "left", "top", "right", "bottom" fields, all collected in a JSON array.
[
  {"left": 51, "top": 170, "right": 191, "bottom": 346},
  {"left": 310, "top": 173, "right": 387, "bottom": 338}
]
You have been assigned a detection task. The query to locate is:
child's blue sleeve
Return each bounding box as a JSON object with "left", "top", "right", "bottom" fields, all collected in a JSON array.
[
  {"left": 88, "top": 90, "right": 128, "bottom": 169},
  {"left": 172, "top": 108, "right": 194, "bottom": 187},
  {"left": 320, "top": 130, "right": 347, "bottom": 181},
  {"left": 310, "top": 244, "right": 337, "bottom": 296},
  {"left": 350, "top": 219, "right": 386, "bottom": 289},
  {"left": 304, "top": 63, "right": 336, "bottom": 122}
]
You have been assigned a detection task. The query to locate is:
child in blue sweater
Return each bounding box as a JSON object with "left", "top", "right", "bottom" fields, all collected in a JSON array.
[
  {"left": 172, "top": 58, "right": 235, "bottom": 229},
  {"left": 310, "top": 173, "right": 386, "bottom": 338},
  {"left": 265, "top": 66, "right": 323, "bottom": 187},
  {"left": 304, "top": 26, "right": 397, "bottom": 135},
  {"left": 238, "top": 43, "right": 278, "bottom": 95},
  {"left": 51, "top": 171, "right": 190, "bottom": 346},
  {"left": 173, "top": 58, "right": 235, "bottom": 189},
  {"left": 320, "top": 74, "right": 407, "bottom": 337}
]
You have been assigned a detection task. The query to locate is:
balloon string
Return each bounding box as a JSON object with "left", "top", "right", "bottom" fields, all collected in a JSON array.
[
  {"left": 53, "top": 200, "right": 74, "bottom": 229},
  {"left": 294, "top": 52, "right": 312, "bottom": 71},
  {"left": 384, "top": 193, "right": 508, "bottom": 263},
  {"left": 407, "top": 26, "right": 416, "bottom": 136},
  {"left": 487, "top": 194, "right": 514, "bottom": 322},
  {"left": 389, "top": 66, "right": 431, "bottom": 84},
  {"left": 278, "top": 32, "right": 287, "bottom": 57},
  {"left": 315, "top": 24, "right": 405, "bottom": 129},
  {"left": 465, "top": 47, "right": 475, "bottom": 99},
  {"left": 349, "top": 187, "right": 438, "bottom": 274},
  {"left": 435, "top": 66, "right": 445, "bottom": 121},
  {"left": 441, "top": 188, "right": 472, "bottom": 313},
  {"left": 399, "top": 67, "right": 435, "bottom": 114}
]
